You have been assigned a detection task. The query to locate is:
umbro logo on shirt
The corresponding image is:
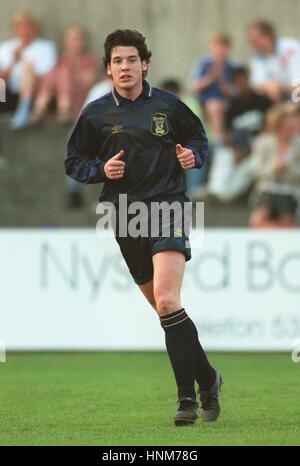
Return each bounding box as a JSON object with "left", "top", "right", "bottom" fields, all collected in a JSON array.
[{"left": 111, "top": 125, "right": 124, "bottom": 134}]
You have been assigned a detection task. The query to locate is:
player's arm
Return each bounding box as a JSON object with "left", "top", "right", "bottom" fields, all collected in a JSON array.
[
  {"left": 65, "top": 111, "right": 106, "bottom": 184},
  {"left": 174, "top": 99, "right": 209, "bottom": 170},
  {"left": 65, "top": 110, "right": 126, "bottom": 183}
]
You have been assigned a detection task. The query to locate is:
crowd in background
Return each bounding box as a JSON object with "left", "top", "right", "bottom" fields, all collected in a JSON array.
[{"left": 1, "top": 11, "right": 300, "bottom": 227}]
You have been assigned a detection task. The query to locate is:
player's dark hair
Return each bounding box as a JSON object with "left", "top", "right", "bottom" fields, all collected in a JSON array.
[
  {"left": 103, "top": 29, "right": 152, "bottom": 76},
  {"left": 248, "top": 20, "right": 276, "bottom": 40}
]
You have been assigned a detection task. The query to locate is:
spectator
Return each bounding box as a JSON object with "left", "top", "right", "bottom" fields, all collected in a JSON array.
[
  {"left": 0, "top": 11, "right": 57, "bottom": 128},
  {"left": 225, "top": 66, "right": 272, "bottom": 139},
  {"left": 83, "top": 65, "right": 112, "bottom": 107},
  {"left": 192, "top": 130, "right": 254, "bottom": 203},
  {"left": 251, "top": 102, "right": 300, "bottom": 204},
  {"left": 159, "top": 78, "right": 182, "bottom": 97},
  {"left": 249, "top": 188, "right": 298, "bottom": 228},
  {"left": 247, "top": 20, "right": 300, "bottom": 102},
  {"left": 160, "top": 79, "right": 206, "bottom": 123},
  {"left": 188, "top": 33, "right": 236, "bottom": 141},
  {"left": 31, "top": 25, "right": 97, "bottom": 123}
]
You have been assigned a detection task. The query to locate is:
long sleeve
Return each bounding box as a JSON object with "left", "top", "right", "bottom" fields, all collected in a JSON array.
[
  {"left": 174, "top": 98, "right": 209, "bottom": 168},
  {"left": 65, "top": 110, "right": 107, "bottom": 184}
]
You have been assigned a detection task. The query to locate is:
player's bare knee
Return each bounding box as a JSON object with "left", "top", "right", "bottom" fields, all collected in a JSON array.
[{"left": 154, "top": 292, "right": 180, "bottom": 316}]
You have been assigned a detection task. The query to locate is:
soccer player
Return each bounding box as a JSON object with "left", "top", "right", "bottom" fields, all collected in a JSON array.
[{"left": 65, "top": 29, "right": 223, "bottom": 426}]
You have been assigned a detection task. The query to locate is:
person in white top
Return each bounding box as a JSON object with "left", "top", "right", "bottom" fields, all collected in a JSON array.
[
  {"left": 83, "top": 75, "right": 112, "bottom": 108},
  {"left": 247, "top": 20, "right": 300, "bottom": 102},
  {"left": 0, "top": 11, "right": 57, "bottom": 128}
]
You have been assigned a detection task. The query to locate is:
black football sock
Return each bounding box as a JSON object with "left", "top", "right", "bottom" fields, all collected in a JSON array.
[
  {"left": 160, "top": 308, "right": 196, "bottom": 400},
  {"left": 190, "top": 320, "right": 216, "bottom": 390}
]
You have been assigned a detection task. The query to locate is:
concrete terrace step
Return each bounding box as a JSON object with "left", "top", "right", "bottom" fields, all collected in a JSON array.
[{"left": 0, "top": 122, "right": 249, "bottom": 228}]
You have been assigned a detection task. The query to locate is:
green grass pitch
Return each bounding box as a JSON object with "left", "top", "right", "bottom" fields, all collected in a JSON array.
[{"left": 0, "top": 352, "right": 299, "bottom": 446}]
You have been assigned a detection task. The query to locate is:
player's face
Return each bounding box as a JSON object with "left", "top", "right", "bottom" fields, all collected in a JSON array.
[{"left": 107, "top": 46, "right": 147, "bottom": 92}]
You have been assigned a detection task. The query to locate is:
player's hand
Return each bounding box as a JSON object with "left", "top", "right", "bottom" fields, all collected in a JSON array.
[
  {"left": 176, "top": 144, "right": 195, "bottom": 169},
  {"left": 104, "top": 150, "right": 126, "bottom": 180}
]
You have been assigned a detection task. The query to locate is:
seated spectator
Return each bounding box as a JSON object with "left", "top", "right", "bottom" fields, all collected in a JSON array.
[
  {"left": 188, "top": 33, "right": 236, "bottom": 141},
  {"left": 32, "top": 25, "right": 97, "bottom": 123},
  {"left": 0, "top": 11, "right": 57, "bottom": 129},
  {"left": 192, "top": 130, "right": 254, "bottom": 202},
  {"left": 160, "top": 78, "right": 208, "bottom": 125},
  {"left": 83, "top": 65, "right": 112, "bottom": 107},
  {"left": 249, "top": 188, "right": 298, "bottom": 228},
  {"left": 225, "top": 66, "right": 272, "bottom": 139},
  {"left": 251, "top": 102, "right": 300, "bottom": 203},
  {"left": 247, "top": 20, "right": 300, "bottom": 102},
  {"left": 159, "top": 78, "right": 181, "bottom": 96}
]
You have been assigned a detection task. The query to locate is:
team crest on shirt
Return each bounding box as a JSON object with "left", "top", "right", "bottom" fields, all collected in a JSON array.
[{"left": 150, "top": 113, "right": 169, "bottom": 136}]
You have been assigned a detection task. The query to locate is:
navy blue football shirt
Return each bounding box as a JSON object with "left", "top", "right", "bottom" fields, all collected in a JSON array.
[{"left": 65, "top": 80, "right": 209, "bottom": 204}]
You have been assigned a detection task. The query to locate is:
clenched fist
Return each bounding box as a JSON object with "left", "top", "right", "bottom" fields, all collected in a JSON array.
[
  {"left": 104, "top": 150, "right": 126, "bottom": 180},
  {"left": 176, "top": 144, "right": 195, "bottom": 169}
]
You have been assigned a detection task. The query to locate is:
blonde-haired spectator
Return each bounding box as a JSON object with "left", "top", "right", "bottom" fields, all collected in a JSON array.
[
  {"left": 0, "top": 11, "right": 57, "bottom": 128},
  {"left": 251, "top": 102, "right": 300, "bottom": 203},
  {"left": 32, "top": 25, "right": 97, "bottom": 123}
]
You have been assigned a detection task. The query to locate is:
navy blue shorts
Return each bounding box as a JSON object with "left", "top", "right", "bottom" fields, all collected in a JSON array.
[{"left": 113, "top": 192, "right": 192, "bottom": 285}]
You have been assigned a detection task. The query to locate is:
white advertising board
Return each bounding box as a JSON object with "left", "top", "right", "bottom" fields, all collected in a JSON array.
[{"left": 0, "top": 229, "right": 299, "bottom": 351}]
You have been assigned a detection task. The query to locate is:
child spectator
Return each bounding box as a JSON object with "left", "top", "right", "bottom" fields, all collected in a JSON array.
[
  {"left": 188, "top": 33, "right": 236, "bottom": 141},
  {"left": 225, "top": 66, "right": 272, "bottom": 139}
]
